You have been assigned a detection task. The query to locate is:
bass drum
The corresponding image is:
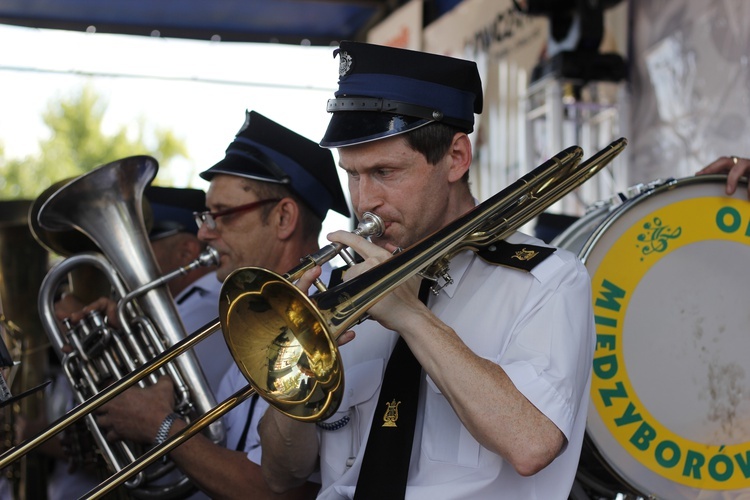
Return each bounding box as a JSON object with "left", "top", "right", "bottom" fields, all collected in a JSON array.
[{"left": 555, "top": 175, "right": 750, "bottom": 500}]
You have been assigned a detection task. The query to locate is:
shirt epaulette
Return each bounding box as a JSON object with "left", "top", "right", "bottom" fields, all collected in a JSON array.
[{"left": 475, "top": 240, "right": 556, "bottom": 272}]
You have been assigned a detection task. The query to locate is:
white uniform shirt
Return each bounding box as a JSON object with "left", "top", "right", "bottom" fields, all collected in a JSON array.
[
  {"left": 315, "top": 232, "right": 595, "bottom": 500},
  {"left": 215, "top": 365, "right": 269, "bottom": 464},
  {"left": 174, "top": 270, "right": 232, "bottom": 394},
  {"left": 46, "top": 371, "right": 101, "bottom": 500}
]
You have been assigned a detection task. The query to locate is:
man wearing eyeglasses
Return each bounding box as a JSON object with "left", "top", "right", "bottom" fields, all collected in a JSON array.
[
  {"left": 93, "top": 110, "right": 350, "bottom": 499},
  {"left": 145, "top": 185, "right": 236, "bottom": 392}
]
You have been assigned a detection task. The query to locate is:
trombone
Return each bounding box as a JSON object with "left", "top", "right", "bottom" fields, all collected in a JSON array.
[{"left": 0, "top": 138, "right": 627, "bottom": 498}]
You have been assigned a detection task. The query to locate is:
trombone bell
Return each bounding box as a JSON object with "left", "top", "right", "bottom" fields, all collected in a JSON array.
[{"left": 220, "top": 268, "right": 342, "bottom": 421}]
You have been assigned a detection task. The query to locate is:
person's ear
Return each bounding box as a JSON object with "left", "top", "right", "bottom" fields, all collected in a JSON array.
[
  {"left": 275, "top": 198, "right": 299, "bottom": 240},
  {"left": 181, "top": 235, "right": 202, "bottom": 263},
  {"left": 447, "top": 133, "right": 472, "bottom": 183}
]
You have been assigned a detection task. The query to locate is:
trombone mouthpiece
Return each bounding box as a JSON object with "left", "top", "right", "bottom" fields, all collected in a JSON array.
[
  {"left": 356, "top": 212, "right": 385, "bottom": 238},
  {"left": 199, "top": 246, "right": 221, "bottom": 268}
]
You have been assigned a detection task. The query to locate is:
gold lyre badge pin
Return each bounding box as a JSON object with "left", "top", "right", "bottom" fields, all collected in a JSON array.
[
  {"left": 511, "top": 248, "right": 539, "bottom": 261},
  {"left": 382, "top": 399, "right": 400, "bottom": 427}
]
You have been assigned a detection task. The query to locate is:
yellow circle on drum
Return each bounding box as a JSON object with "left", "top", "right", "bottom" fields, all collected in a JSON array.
[{"left": 572, "top": 176, "right": 750, "bottom": 498}]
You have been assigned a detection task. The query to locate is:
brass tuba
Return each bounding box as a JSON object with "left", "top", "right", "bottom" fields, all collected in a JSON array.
[
  {"left": 30, "top": 156, "right": 224, "bottom": 498},
  {"left": 0, "top": 199, "right": 51, "bottom": 500}
]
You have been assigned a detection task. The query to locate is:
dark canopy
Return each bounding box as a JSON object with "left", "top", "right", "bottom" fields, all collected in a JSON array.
[{"left": 0, "top": 0, "right": 462, "bottom": 45}]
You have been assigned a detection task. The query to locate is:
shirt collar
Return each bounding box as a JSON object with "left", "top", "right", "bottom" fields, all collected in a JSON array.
[
  {"left": 437, "top": 250, "right": 473, "bottom": 299},
  {"left": 437, "top": 199, "right": 479, "bottom": 299},
  {"left": 174, "top": 271, "right": 220, "bottom": 303}
]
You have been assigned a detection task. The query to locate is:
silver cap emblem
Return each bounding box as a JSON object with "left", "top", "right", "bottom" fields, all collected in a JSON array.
[{"left": 338, "top": 51, "right": 353, "bottom": 77}]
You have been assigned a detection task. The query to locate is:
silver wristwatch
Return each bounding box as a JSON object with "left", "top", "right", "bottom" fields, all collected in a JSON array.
[{"left": 154, "top": 412, "right": 183, "bottom": 446}]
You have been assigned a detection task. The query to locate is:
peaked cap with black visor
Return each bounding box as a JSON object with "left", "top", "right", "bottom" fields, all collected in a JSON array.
[
  {"left": 144, "top": 185, "right": 206, "bottom": 240},
  {"left": 200, "top": 110, "right": 350, "bottom": 220},
  {"left": 320, "top": 41, "right": 483, "bottom": 148}
]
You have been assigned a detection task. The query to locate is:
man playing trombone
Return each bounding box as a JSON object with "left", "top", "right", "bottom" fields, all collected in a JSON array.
[
  {"left": 257, "top": 41, "right": 597, "bottom": 499},
  {"left": 71, "top": 111, "right": 350, "bottom": 499}
]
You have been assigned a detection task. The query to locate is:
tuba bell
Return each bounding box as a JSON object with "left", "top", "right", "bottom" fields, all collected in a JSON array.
[{"left": 31, "top": 156, "right": 224, "bottom": 498}]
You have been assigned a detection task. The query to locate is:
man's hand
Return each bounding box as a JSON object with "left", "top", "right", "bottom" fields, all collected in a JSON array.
[
  {"left": 325, "top": 229, "right": 424, "bottom": 333},
  {"left": 697, "top": 155, "right": 750, "bottom": 197},
  {"left": 96, "top": 376, "right": 175, "bottom": 444},
  {"left": 54, "top": 293, "right": 85, "bottom": 320},
  {"left": 295, "top": 264, "right": 356, "bottom": 347},
  {"left": 71, "top": 297, "right": 120, "bottom": 328}
]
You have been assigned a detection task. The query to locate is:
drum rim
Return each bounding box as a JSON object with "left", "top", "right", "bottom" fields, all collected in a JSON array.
[{"left": 578, "top": 175, "right": 744, "bottom": 264}]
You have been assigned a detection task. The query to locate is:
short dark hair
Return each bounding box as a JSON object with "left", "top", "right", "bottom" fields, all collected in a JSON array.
[
  {"left": 404, "top": 123, "right": 470, "bottom": 183},
  {"left": 249, "top": 179, "right": 323, "bottom": 243}
]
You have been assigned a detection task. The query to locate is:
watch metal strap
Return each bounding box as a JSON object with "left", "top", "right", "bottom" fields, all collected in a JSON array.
[{"left": 154, "top": 412, "right": 182, "bottom": 446}]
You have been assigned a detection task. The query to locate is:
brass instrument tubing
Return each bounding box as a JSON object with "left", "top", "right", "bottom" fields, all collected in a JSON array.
[
  {"left": 81, "top": 386, "right": 257, "bottom": 499},
  {"left": 283, "top": 211, "right": 385, "bottom": 288},
  {"left": 0, "top": 319, "right": 221, "bottom": 469}
]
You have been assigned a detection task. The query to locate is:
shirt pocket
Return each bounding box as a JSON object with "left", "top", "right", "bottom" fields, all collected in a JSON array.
[
  {"left": 319, "top": 359, "right": 384, "bottom": 476},
  {"left": 422, "top": 375, "right": 481, "bottom": 468},
  {"left": 339, "top": 358, "right": 384, "bottom": 411}
]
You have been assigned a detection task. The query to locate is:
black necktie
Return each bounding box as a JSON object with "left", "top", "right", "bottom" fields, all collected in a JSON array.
[
  {"left": 353, "top": 279, "right": 431, "bottom": 500},
  {"left": 175, "top": 286, "right": 203, "bottom": 305}
]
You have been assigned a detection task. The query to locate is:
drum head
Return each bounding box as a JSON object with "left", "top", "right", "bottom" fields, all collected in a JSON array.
[
  {"left": 552, "top": 204, "right": 612, "bottom": 256},
  {"left": 580, "top": 175, "right": 750, "bottom": 498}
]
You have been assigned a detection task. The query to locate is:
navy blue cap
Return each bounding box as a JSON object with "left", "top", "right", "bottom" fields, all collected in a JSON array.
[
  {"left": 320, "top": 41, "right": 483, "bottom": 148},
  {"left": 200, "top": 110, "right": 350, "bottom": 220},
  {"left": 144, "top": 186, "right": 206, "bottom": 240}
]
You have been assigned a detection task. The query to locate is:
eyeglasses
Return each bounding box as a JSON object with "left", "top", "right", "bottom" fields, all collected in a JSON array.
[{"left": 193, "top": 199, "right": 281, "bottom": 230}]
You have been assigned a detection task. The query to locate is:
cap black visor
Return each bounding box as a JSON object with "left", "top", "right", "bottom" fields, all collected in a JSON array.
[{"left": 320, "top": 112, "right": 430, "bottom": 148}]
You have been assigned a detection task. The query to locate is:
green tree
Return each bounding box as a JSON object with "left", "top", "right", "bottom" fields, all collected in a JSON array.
[{"left": 0, "top": 84, "right": 188, "bottom": 199}]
